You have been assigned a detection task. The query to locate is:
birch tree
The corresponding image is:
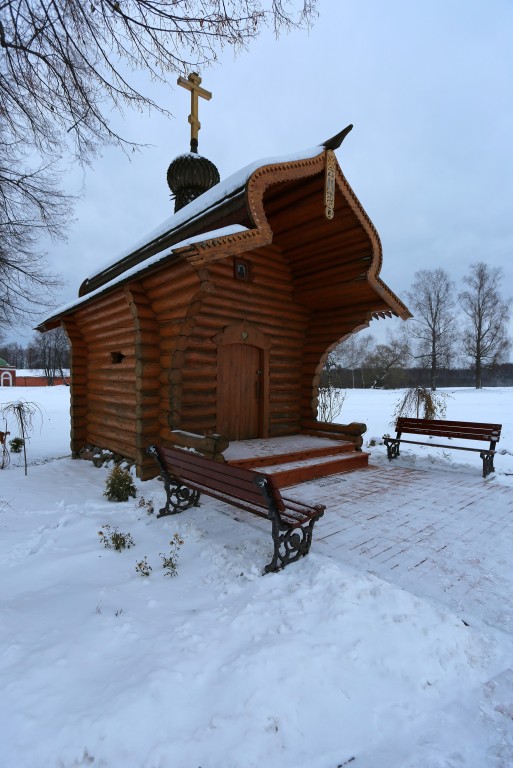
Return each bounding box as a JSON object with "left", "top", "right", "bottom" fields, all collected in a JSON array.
[
  {"left": 406, "top": 268, "right": 457, "bottom": 390},
  {"left": 459, "top": 262, "right": 512, "bottom": 388}
]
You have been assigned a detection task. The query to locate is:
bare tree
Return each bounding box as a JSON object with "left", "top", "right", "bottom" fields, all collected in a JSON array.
[
  {"left": 0, "top": 139, "right": 68, "bottom": 327},
  {"left": 0, "top": 0, "right": 316, "bottom": 328},
  {"left": 333, "top": 333, "right": 375, "bottom": 388},
  {"left": 365, "top": 330, "right": 410, "bottom": 389},
  {"left": 26, "top": 327, "right": 70, "bottom": 383},
  {"left": 459, "top": 262, "right": 512, "bottom": 388},
  {"left": 405, "top": 268, "right": 457, "bottom": 390},
  {"left": 0, "top": 341, "right": 26, "bottom": 367},
  {"left": 318, "top": 352, "right": 346, "bottom": 422}
]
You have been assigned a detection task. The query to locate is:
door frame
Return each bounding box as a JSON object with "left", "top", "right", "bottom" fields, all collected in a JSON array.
[{"left": 213, "top": 322, "right": 271, "bottom": 439}]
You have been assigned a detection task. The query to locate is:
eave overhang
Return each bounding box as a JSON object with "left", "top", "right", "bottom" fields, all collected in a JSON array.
[{"left": 37, "top": 132, "right": 411, "bottom": 331}]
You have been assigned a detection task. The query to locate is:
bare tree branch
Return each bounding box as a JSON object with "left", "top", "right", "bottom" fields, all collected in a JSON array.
[
  {"left": 0, "top": 0, "right": 317, "bottom": 329},
  {"left": 405, "top": 268, "right": 457, "bottom": 390},
  {"left": 459, "top": 262, "right": 512, "bottom": 388}
]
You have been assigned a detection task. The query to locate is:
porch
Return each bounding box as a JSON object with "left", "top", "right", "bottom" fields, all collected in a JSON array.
[{"left": 224, "top": 432, "right": 369, "bottom": 487}]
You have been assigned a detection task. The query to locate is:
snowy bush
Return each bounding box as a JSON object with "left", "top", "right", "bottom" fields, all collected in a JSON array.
[
  {"left": 393, "top": 386, "right": 450, "bottom": 421},
  {"left": 98, "top": 525, "right": 135, "bottom": 552},
  {"left": 135, "top": 556, "right": 152, "bottom": 577},
  {"left": 138, "top": 496, "right": 154, "bottom": 515},
  {"left": 9, "top": 437, "right": 24, "bottom": 453},
  {"left": 160, "top": 534, "right": 184, "bottom": 577},
  {"left": 104, "top": 466, "right": 136, "bottom": 502}
]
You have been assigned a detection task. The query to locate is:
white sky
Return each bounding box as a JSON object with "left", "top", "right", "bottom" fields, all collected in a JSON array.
[{"left": 12, "top": 0, "right": 513, "bottom": 349}]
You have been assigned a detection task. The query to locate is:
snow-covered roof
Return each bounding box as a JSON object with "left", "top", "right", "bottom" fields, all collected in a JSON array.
[
  {"left": 84, "top": 144, "right": 323, "bottom": 284},
  {"left": 37, "top": 224, "right": 249, "bottom": 328}
]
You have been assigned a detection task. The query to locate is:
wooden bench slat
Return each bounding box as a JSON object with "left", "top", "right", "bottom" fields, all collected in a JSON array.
[
  {"left": 158, "top": 448, "right": 271, "bottom": 507},
  {"left": 384, "top": 417, "right": 502, "bottom": 477},
  {"left": 399, "top": 427, "right": 498, "bottom": 441},
  {"left": 389, "top": 438, "right": 494, "bottom": 454},
  {"left": 395, "top": 418, "right": 501, "bottom": 441},
  {"left": 147, "top": 445, "right": 325, "bottom": 573}
]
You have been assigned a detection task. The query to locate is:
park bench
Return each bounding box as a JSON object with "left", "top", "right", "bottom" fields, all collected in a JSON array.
[
  {"left": 147, "top": 445, "right": 325, "bottom": 574},
  {"left": 383, "top": 417, "right": 502, "bottom": 477}
]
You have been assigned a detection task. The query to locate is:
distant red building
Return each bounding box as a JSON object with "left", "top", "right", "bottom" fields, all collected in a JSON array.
[
  {"left": 0, "top": 358, "right": 15, "bottom": 387},
  {"left": 0, "top": 362, "right": 69, "bottom": 387}
]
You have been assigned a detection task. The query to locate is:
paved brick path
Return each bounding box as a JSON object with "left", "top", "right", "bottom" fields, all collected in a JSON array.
[
  {"left": 308, "top": 463, "right": 513, "bottom": 633},
  {"left": 207, "top": 459, "right": 513, "bottom": 633}
]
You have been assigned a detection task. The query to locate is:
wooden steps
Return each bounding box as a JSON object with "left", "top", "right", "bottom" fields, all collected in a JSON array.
[{"left": 227, "top": 438, "right": 369, "bottom": 487}]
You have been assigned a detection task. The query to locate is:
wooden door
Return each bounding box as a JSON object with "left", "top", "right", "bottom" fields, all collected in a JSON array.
[{"left": 217, "top": 344, "right": 262, "bottom": 440}]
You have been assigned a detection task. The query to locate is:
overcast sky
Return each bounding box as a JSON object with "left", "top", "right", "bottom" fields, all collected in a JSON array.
[{"left": 12, "top": 0, "right": 513, "bottom": 352}]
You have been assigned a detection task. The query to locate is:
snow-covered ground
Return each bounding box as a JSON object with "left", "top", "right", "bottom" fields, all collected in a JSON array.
[{"left": 1, "top": 386, "right": 512, "bottom": 768}]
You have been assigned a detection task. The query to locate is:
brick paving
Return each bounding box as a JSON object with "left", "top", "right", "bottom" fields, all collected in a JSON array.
[
  {"left": 212, "top": 460, "right": 513, "bottom": 634},
  {"left": 307, "top": 463, "right": 513, "bottom": 633}
]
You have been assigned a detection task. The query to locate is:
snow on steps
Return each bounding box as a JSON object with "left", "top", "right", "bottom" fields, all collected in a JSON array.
[{"left": 226, "top": 438, "right": 369, "bottom": 487}]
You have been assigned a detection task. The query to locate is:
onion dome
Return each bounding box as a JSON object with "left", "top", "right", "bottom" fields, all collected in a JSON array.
[{"left": 167, "top": 152, "right": 220, "bottom": 213}]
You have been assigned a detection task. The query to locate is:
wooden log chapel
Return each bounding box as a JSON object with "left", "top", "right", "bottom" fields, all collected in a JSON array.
[{"left": 38, "top": 74, "right": 411, "bottom": 480}]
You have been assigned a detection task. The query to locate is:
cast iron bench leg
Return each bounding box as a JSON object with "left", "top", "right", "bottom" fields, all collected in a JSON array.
[
  {"left": 157, "top": 473, "right": 201, "bottom": 517},
  {"left": 386, "top": 436, "right": 401, "bottom": 461},
  {"left": 480, "top": 451, "right": 495, "bottom": 479},
  {"left": 265, "top": 510, "right": 321, "bottom": 574}
]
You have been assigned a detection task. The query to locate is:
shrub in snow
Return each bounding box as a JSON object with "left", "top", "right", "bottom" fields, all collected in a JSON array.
[
  {"left": 1, "top": 399, "right": 42, "bottom": 475},
  {"left": 98, "top": 525, "right": 135, "bottom": 551},
  {"left": 104, "top": 466, "right": 136, "bottom": 502},
  {"left": 393, "top": 386, "right": 450, "bottom": 421},
  {"left": 135, "top": 556, "right": 152, "bottom": 577},
  {"left": 160, "top": 533, "right": 184, "bottom": 577},
  {"left": 138, "top": 496, "right": 154, "bottom": 515},
  {"left": 9, "top": 436, "right": 24, "bottom": 453}
]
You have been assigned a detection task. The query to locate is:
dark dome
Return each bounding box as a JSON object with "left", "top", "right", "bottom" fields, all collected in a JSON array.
[{"left": 167, "top": 152, "right": 220, "bottom": 212}]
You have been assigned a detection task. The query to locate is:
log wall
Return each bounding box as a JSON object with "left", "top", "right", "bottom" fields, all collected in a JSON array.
[
  {"left": 66, "top": 291, "right": 138, "bottom": 460},
  {"left": 141, "top": 260, "right": 203, "bottom": 443},
  {"left": 175, "top": 244, "right": 310, "bottom": 437}
]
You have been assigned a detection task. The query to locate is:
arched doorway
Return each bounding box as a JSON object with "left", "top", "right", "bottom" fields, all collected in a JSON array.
[
  {"left": 213, "top": 323, "right": 271, "bottom": 441},
  {"left": 1, "top": 371, "right": 13, "bottom": 387}
]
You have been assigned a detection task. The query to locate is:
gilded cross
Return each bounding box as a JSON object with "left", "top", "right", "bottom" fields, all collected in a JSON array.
[{"left": 177, "top": 72, "right": 212, "bottom": 153}]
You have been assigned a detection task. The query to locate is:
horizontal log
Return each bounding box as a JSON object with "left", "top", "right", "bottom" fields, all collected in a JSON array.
[
  {"left": 76, "top": 290, "right": 128, "bottom": 314},
  {"left": 158, "top": 321, "right": 182, "bottom": 338},
  {"left": 85, "top": 399, "right": 137, "bottom": 418},
  {"left": 126, "top": 300, "right": 156, "bottom": 320},
  {"left": 285, "top": 231, "right": 371, "bottom": 267},
  {"left": 135, "top": 417, "right": 161, "bottom": 434},
  {"left": 133, "top": 341, "right": 160, "bottom": 358},
  {"left": 180, "top": 416, "right": 217, "bottom": 432},
  {"left": 205, "top": 287, "right": 305, "bottom": 316},
  {"left": 87, "top": 412, "right": 137, "bottom": 434},
  {"left": 80, "top": 321, "right": 134, "bottom": 340},
  {"left": 135, "top": 361, "right": 161, "bottom": 379},
  {"left": 182, "top": 392, "right": 217, "bottom": 407},
  {"left": 168, "top": 429, "right": 229, "bottom": 456},
  {"left": 132, "top": 315, "right": 160, "bottom": 334},
  {"left": 181, "top": 402, "right": 217, "bottom": 418},
  {"left": 142, "top": 263, "right": 195, "bottom": 292},
  {"left": 117, "top": 399, "right": 161, "bottom": 418},
  {"left": 150, "top": 292, "right": 198, "bottom": 316},
  {"left": 86, "top": 388, "right": 136, "bottom": 402},
  {"left": 135, "top": 455, "right": 159, "bottom": 481},
  {"left": 86, "top": 434, "right": 136, "bottom": 460},
  {"left": 86, "top": 370, "right": 136, "bottom": 385},
  {"left": 77, "top": 301, "right": 131, "bottom": 327},
  {"left": 70, "top": 404, "right": 89, "bottom": 421},
  {"left": 294, "top": 262, "right": 371, "bottom": 294},
  {"left": 134, "top": 391, "right": 161, "bottom": 408},
  {"left": 209, "top": 275, "right": 297, "bottom": 304}
]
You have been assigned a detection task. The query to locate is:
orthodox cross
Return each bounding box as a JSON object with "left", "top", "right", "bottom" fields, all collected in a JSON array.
[{"left": 177, "top": 72, "right": 212, "bottom": 153}]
